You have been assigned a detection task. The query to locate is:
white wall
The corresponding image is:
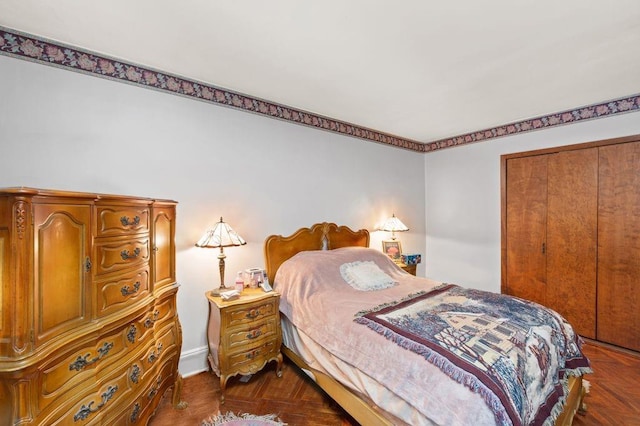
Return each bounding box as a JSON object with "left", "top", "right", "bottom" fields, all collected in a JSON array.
[
  {"left": 424, "top": 112, "right": 640, "bottom": 293},
  {"left": 0, "top": 55, "right": 426, "bottom": 376},
  {"left": 6, "top": 51, "right": 638, "bottom": 378}
]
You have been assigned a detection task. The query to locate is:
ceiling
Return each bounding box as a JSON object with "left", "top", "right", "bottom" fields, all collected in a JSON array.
[{"left": 1, "top": 1, "right": 639, "bottom": 146}]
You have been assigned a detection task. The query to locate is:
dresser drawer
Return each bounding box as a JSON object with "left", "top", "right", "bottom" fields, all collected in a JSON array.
[
  {"left": 225, "top": 339, "right": 280, "bottom": 374},
  {"left": 40, "top": 310, "right": 150, "bottom": 401},
  {"left": 109, "top": 354, "right": 178, "bottom": 425},
  {"left": 39, "top": 360, "right": 134, "bottom": 426},
  {"left": 94, "top": 236, "right": 150, "bottom": 276},
  {"left": 225, "top": 317, "right": 279, "bottom": 352},
  {"left": 96, "top": 205, "right": 150, "bottom": 237},
  {"left": 138, "top": 323, "right": 179, "bottom": 373},
  {"left": 148, "top": 291, "right": 178, "bottom": 331},
  {"left": 96, "top": 266, "right": 150, "bottom": 317},
  {"left": 223, "top": 297, "right": 278, "bottom": 328}
]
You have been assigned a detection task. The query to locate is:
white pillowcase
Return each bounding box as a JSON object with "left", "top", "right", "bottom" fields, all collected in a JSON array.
[{"left": 339, "top": 261, "right": 397, "bottom": 291}]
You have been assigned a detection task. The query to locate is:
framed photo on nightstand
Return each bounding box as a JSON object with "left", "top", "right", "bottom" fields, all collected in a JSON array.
[{"left": 382, "top": 240, "right": 402, "bottom": 261}]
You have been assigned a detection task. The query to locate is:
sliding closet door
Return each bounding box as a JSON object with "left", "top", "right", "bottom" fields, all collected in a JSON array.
[
  {"left": 547, "top": 148, "right": 598, "bottom": 339},
  {"left": 505, "top": 155, "right": 548, "bottom": 306},
  {"left": 598, "top": 141, "right": 640, "bottom": 351}
]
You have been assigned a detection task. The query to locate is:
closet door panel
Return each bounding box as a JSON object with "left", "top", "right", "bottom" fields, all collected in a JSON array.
[
  {"left": 598, "top": 141, "right": 640, "bottom": 351},
  {"left": 547, "top": 149, "right": 598, "bottom": 338},
  {"left": 505, "top": 155, "right": 548, "bottom": 306}
]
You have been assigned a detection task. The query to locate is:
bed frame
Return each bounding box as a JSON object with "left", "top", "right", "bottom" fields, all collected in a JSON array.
[{"left": 264, "top": 222, "right": 587, "bottom": 426}]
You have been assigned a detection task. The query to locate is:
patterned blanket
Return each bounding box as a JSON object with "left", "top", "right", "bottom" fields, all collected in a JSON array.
[{"left": 355, "top": 284, "right": 591, "bottom": 426}]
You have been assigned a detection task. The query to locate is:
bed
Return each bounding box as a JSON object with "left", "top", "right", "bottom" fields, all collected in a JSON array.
[{"left": 264, "top": 222, "right": 591, "bottom": 426}]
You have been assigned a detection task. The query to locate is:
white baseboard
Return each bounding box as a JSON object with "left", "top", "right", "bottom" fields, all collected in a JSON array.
[{"left": 178, "top": 346, "right": 209, "bottom": 378}]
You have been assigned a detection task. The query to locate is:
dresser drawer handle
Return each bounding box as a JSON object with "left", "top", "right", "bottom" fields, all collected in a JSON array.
[
  {"left": 127, "top": 325, "right": 137, "bottom": 344},
  {"left": 247, "top": 329, "right": 262, "bottom": 339},
  {"left": 69, "top": 342, "right": 114, "bottom": 372},
  {"left": 120, "top": 248, "right": 141, "bottom": 260},
  {"left": 120, "top": 215, "right": 141, "bottom": 227},
  {"left": 73, "top": 385, "right": 118, "bottom": 422},
  {"left": 245, "top": 348, "right": 261, "bottom": 360},
  {"left": 144, "top": 310, "right": 160, "bottom": 328},
  {"left": 130, "top": 403, "right": 141, "bottom": 423},
  {"left": 148, "top": 342, "right": 164, "bottom": 364},
  {"left": 148, "top": 376, "right": 162, "bottom": 400},
  {"left": 245, "top": 309, "right": 261, "bottom": 319},
  {"left": 130, "top": 364, "right": 141, "bottom": 384},
  {"left": 121, "top": 281, "right": 141, "bottom": 296}
]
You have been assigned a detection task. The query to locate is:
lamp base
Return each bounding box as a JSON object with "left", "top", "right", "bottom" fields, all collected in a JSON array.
[{"left": 210, "top": 284, "right": 231, "bottom": 297}]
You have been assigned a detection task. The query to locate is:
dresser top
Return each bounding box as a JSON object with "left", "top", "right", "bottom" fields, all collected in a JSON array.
[{"left": 0, "top": 187, "right": 177, "bottom": 203}]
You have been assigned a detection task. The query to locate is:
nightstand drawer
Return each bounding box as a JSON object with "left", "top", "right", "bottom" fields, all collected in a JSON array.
[
  {"left": 223, "top": 298, "right": 277, "bottom": 327},
  {"left": 225, "top": 318, "right": 279, "bottom": 351},
  {"left": 226, "top": 340, "right": 280, "bottom": 373}
]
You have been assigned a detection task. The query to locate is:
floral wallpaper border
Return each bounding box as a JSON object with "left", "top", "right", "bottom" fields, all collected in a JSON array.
[
  {"left": 425, "top": 95, "right": 640, "bottom": 152},
  {"left": 1, "top": 26, "right": 638, "bottom": 153}
]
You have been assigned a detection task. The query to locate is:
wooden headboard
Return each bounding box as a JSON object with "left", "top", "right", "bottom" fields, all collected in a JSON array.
[{"left": 263, "top": 222, "right": 370, "bottom": 284}]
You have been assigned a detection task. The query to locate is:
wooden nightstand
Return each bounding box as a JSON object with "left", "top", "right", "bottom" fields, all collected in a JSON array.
[
  {"left": 206, "top": 288, "right": 283, "bottom": 402},
  {"left": 399, "top": 263, "right": 417, "bottom": 276}
]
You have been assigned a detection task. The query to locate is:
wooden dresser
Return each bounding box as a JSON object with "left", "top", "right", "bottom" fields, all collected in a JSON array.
[
  {"left": 0, "top": 187, "right": 184, "bottom": 425},
  {"left": 205, "top": 288, "right": 282, "bottom": 402}
]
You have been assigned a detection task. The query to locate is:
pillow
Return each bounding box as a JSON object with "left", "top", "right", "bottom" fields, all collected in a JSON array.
[{"left": 339, "top": 260, "right": 397, "bottom": 291}]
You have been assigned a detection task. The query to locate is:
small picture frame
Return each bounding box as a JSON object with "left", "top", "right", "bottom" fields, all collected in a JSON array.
[{"left": 382, "top": 240, "right": 402, "bottom": 260}]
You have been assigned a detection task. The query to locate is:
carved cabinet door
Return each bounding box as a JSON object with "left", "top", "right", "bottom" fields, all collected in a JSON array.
[
  {"left": 32, "top": 202, "right": 92, "bottom": 346},
  {"left": 151, "top": 203, "right": 176, "bottom": 291}
]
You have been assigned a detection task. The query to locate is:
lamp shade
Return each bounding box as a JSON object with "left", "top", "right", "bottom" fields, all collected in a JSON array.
[
  {"left": 381, "top": 214, "right": 409, "bottom": 233},
  {"left": 196, "top": 217, "right": 246, "bottom": 248},
  {"left": 381, "top": 214, "right": 408, "bottom": 241}
]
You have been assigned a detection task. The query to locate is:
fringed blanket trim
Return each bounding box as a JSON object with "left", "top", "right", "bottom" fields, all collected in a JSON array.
[
  {"left": 354, "top": 284, "right": 592, "bottom": 426},
  {"left": 201, "top": 412, "right": 287, "bottom": 426},
  {"left": 354, "top": 285, "right": 448, "bottom": 317}
]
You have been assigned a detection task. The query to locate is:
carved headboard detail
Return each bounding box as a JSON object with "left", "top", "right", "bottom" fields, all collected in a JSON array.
[{"left": 263, "top": 222, "right": 370, "bottom": 284}]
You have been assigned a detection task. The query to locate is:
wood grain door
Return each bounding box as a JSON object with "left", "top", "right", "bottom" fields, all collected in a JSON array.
[
  {"left": 33, "top": 202, "right": 92, "bottom": 345},
  {"left": 598, "top": 141, "right": 640, "bottom": 351},
  {"left": 505, "top": 155, "right": 548, "bottom": 306},
  {"left": 151, "top": 203, "right": 176, "bottom": 290},
  {"left": 547, "top": 148, "right": 598, "bottom": 338}
]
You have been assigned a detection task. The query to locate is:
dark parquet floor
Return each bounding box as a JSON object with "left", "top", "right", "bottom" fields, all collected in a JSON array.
[{"left": 149, "top": 341, "right": 640, "bottom": 426}]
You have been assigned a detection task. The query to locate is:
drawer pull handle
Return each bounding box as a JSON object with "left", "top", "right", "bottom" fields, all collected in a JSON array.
[
  {"left": 245, "top": 309, "right": 261, "bottom": 319},
  {"left": 130, "top": 403, "right": 141, "bottom": 423},
  {"left": 144, "top": 310, "right": 160, "bottom": 328},
  {"left": 148, "top": 343, "right": 163, "bottom": 364},
  {"left": 121, "top": 247, "right": 141, "bottom": 260},
  {"left": 148, "top": 376, "right": 162, "bottom": 400},
  {"left": 247, "top": 329, "right": 262, "bottom": 339},
  {"left": 120, "top": 215, "right": 141, "bottom": 227},
  {"left": 127, "top": 325, "right": 137, "bottom": 344},
  {"left": 69, "top": 342, "right": 114, "bottom": 371},
  {"left": 130, "top": 364, "right": 141, "bottom": 384},
  {"left": 121, "top": 281, "right": 141, "bottom": 296},
  {"left": 73, "top": 385, "right": 118, "bottom": 422},
  {"left": 245, "top": 348, "right": 261, "bottom": 360}
]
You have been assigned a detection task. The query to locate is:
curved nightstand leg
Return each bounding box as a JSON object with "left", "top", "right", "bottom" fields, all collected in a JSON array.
[{"left": 276, "top": 352, "right": 283, "bottom": 378}]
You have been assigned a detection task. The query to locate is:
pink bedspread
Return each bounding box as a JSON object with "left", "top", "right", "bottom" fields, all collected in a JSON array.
[{"left": 275, "top": 247, "right": 499, "bottom": 425}]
